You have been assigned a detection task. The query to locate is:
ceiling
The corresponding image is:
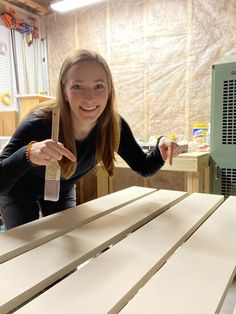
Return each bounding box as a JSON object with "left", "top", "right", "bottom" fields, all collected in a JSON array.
[{"left": 3, "top": 0, "right": 53, "bottom": 16}]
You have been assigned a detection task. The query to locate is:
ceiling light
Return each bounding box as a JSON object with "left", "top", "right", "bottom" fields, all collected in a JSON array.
[{"left": 50, "top": 0, "right": 105, "bottom": 13}]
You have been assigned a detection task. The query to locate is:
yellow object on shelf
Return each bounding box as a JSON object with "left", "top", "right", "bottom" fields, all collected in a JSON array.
[
  {"left": 1, "top": 91, "right": 13, "bottom": 106},
  {"left": 168, "top": 133, "right": 177, "bottom": 141}
]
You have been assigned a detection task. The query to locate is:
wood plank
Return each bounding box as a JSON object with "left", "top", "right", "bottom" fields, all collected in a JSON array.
[
  {"left": 162, "top": 152, "right": 209, "bottom": 172},
  {"left": 120, "top": 196, "right": 236, "bottom": 314},
  {"left": 0, "top": 111, "right": 18, "bottom": 136},
  {"left": 113, "top": 152, "right": 209, "bottom": 172},
  {"left": 16, "top": 193, "right": 223, "bottom": 314},
  {"left": 0, "top": 186, "right": 156, "bottom": 263},
  {"left": 0, "top": 190, "right": 186, "bottom": 313},
  {"left": 5, "top": 0, "right": 51, "bottom": 15}
]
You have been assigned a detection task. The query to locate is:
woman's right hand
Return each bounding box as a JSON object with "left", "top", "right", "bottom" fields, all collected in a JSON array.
[{"left": 28, "top": 140, "right": 76, "bottom": 166}]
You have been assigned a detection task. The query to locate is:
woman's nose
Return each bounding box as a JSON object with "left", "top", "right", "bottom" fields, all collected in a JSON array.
[{"left": 84, "top": 88, "right": 94, "bottom": 100}]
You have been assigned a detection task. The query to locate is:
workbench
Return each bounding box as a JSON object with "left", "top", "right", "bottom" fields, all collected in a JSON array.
[
  {"left": 97, "top": 151, "right": 210, "bottom": 197},
  {"left": 0, "top": 187, "right": 235, "bottom": 313},
  {"left": 16, "top": 94, "right": 55, "bottom": 121}
]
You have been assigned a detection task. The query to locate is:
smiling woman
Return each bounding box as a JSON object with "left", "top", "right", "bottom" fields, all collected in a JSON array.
[
  {"left": 0, "top": 48, "right": 181, "bottom": 230},
  {"left": 63, "top": 60, "right": 109, "bottom": 140}
]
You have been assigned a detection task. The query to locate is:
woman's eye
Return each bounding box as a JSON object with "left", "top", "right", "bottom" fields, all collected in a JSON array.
[
  {"left": 71, "top": 84, "right": 82, "bottom": 90},
  {"left": 95, "top": 84, "right": 105, "bottom": 90}
]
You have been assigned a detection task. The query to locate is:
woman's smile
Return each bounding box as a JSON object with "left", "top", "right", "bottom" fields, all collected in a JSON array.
[{"left": 79, "top": 105, "right": 98, "bottom": 112}]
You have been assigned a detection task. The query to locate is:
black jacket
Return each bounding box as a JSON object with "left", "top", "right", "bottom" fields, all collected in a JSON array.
[{"left": 0, "top": 114, "right": 164, "bottom": 199}]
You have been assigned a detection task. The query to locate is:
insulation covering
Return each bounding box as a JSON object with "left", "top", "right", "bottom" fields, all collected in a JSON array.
[{"left": 45, "top": 0, "right": 236, "bottom": 141}]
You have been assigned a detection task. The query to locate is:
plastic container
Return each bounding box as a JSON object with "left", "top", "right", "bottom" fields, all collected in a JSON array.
[
  {"left": 205, "top": 122, "right": 210, "bottom": 145},
  {"left": 192, "top": 124, "right": 208, "bottom": 144}
]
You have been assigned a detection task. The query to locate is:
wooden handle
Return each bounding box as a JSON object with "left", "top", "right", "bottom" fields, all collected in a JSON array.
[{"left": 51, "top": 105, "right": 60, "bottom": 142}]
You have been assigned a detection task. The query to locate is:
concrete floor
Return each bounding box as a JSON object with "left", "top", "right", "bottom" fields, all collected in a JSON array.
[{"left": 220, "top": 276, "right": 236, "bottom": 314}]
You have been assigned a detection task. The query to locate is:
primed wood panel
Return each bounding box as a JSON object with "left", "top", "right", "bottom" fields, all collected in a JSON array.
[
  {"left": 16, "top": 193, "right": 223, "bottom": 314},
  {"left": 120, "top": 196, "right": 236, "bottom": 314},
  {"left": 0, "top": 186, "right": 155, "bottom": 263},
  {"left": 0, "top": 190, "right": 186, "bottom": 313}
]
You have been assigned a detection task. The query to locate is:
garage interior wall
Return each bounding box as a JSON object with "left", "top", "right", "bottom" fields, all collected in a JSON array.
[
  {"left": 44, "top": 0, "right": 236, "bottom": 142},
  {"left": 0, "top": 5, "right": 45, "bottom": 112}
]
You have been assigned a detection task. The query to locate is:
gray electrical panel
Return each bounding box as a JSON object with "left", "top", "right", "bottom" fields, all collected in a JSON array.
[{"left": 211, "top": 54, "right": 236, "bottom": 197}]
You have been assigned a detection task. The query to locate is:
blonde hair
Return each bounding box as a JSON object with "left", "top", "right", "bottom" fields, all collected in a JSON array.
[{"left": 36, "top": 49, "right": 121, "bottom": 179}]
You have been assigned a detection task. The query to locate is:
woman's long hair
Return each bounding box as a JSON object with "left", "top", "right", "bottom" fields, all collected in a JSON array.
[{"left": 50, "top": 49, "right": 120, "bottom": 178}]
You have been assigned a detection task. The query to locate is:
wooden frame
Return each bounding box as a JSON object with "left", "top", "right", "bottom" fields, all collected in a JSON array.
[
  {"left": 3, "top": 0, "right": 51, "bottom": 16},
  {"left": 16, "top": 94, "right": 55, "bottom": 121},
  {"left": 97, "top": 152, "right": 210, "bottom": 197}
]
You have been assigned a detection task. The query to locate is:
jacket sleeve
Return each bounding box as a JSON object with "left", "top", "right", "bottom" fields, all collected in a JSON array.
[
  {"left": 117, "top": 117, "right": 165, "bottom": 177},
  {"left": 0, "top": 116, "right": 44, "bottom": 194}
]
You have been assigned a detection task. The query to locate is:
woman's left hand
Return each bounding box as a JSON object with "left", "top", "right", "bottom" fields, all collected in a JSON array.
[{"left": 158, "top": 137, "right": 182, "bottom": 165}]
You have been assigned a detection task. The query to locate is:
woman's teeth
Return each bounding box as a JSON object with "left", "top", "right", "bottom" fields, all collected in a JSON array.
[{"left": 80, "top": 106, "right": 97, "bottom": 111}]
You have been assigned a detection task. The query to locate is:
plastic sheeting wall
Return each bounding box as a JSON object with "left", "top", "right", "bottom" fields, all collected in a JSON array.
[{"left": 45, "top": 0, "right": 236, "bottom": 141}]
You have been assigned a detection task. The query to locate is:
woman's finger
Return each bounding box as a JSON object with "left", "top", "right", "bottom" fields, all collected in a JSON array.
[
  {"left": 167, "top": 143, "right": 175, "bottom": 165},
  {"left": 28, "top": 140, "right": 76, "bottom": 165},
  {"left": 58, "top": 146, "right": 76, "bottom": 161},
  {"left": 49, "top": 141, "right": 76, "bottom": 161}
]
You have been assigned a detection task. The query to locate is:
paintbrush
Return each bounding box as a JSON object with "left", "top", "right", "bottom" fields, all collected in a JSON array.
[{"left": 44, "top": 105, "right": 61, "bottom": 201}]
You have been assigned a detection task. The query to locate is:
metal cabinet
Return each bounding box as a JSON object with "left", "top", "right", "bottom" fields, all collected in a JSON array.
[{"left": 211, "top": 54, "right": 236, "bottom": 197}]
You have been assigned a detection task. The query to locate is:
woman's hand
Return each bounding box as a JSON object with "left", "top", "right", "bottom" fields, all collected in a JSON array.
[
  {"left": 158, "top": 137, "right": 182, "bottom": 165},
  {"left": 28, "top": 140, "right": 76, "bottom": 166}
]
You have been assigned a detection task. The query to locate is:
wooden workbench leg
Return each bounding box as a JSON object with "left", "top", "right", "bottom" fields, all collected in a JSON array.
[
  {"left": 186, "top": 172, "right": 204, "bottom": 193},
  {"left": 97, "top": 166, "right": 109, "bottom": 197},
  {"left": 204, "top": 166, "right": 210, "bottom": 193},
  {"left": 186, "top": 173, "right": 194, "bottom": 193},
  {"left": 108, "top": 176, "right": 114, "bottom": 194},
  {"left": 183, "top": 173, "right": 187, "bottom": 192}
]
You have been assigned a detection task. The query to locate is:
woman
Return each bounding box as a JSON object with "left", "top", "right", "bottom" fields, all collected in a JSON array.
[{"left": 0, "top": 49, "right": 181, "bottom": 229}]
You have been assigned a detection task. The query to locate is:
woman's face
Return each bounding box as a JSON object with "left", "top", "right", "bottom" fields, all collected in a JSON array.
[{"left": 64, "top": 60, "right": 109, "bottom": 128}]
